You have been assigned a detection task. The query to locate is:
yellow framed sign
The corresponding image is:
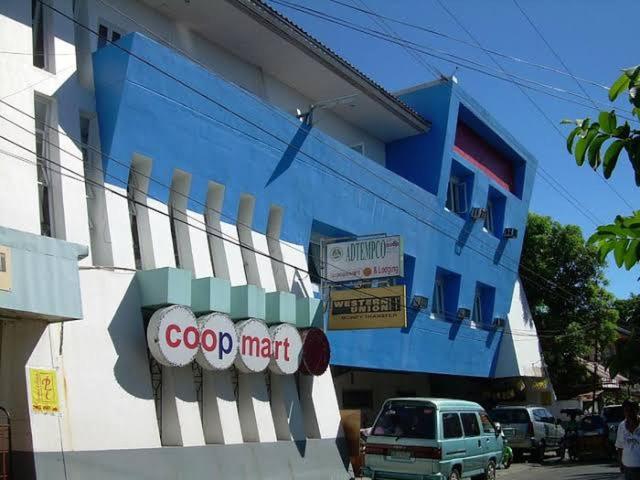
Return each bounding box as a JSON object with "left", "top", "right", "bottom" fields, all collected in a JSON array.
[
  {"left": 328, "top": 285, "right": 407, "bottom": 330},
  {"left": 29, "top": 368, "right": 60, "bottom": 414}
]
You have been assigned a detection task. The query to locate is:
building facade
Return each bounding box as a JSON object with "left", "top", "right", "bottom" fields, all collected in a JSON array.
[{"left": 0, "top": 1, "right": 548, "bottom": 479}]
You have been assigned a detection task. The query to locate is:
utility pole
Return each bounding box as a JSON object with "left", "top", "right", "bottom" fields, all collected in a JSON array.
[{"left": 592, "top": 318, "right": 600, "bottom": 413}]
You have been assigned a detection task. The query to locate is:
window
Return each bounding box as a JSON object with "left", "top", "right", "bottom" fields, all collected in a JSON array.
[
  {"left": 342, "top": 390, "right": 373, "bottom": 409},
  {"left": 127, "top": 169, "right": 142, "bottom": 270},
  {"left": 0, "top": 253, "right": 6, "bottom": 272},
  {"left": 442, "top": 412, "right": 463, "bottom": 439},
  {"left": 32, "top": 0, "right": 53, "bottom": 70},
  {"left": 446, "top": 177, "right": 467, "bottom": 214},
  {"left": 484, "top": 200, "right": 494, "bottom": 234},
  {"left": 97, "top": 22, "right": 123, "bottom": 49},
  {"left": 472, "top": 291, "right": 483, "bottom": 324},
  {"left": 490, "top": 408, "right": 530, "bottom": 424},
  {"left": 432, "top": 277, "right": 445, "bottom": 316},
  {"left": 460, "top": 413, "right": 480, "bottom": 437},
  {"left": 479, "top": 412, "right": 495, "bottom": 434},
  {"left": 372, "top": 401, "right": 435, "bottom": 439},
  {"left": 35, "top": 97, "right": 54, "bottom": 237},
  {"left": 485, "top": 187, "right": 506, "bottom": 237}
]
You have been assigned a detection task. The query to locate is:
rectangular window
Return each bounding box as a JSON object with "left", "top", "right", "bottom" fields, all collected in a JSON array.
[
  {"left": 479, "top": 412, "right": 495, "bottom": 434},
  {"left": 307, "top": 241, "right": 322, "bottom": 285},
  {"left": 446, "top": 177, "right": 467, "bottom": 214},
  {"left": 484, "top": 200, "right": 494, "bottom": 234},
  {"left": 432, "top": 277, "right": 445, "bottom": 317},
  {"left": 35, "top": 96, "right": 53, "bottom": 237},
  {"left": 32, "top": 0, "right": 52, "bottom": 70},
  {"left": 442, "top": 412, "right": 463, "bottom": 439},
  {"left": 372, "top": 401, "right": 435, "bottom": 439},
  {"left": 472, "top": 291, "right": 483, "bottom": 324},
  {"left": 485, "top": 186, "right": 507, "bottom": 237},
  {"left": 0, "top": 253, "right": 6, "bottom": 272},
  {"left": 97, "top": 22, "right": 124, "bottom": 49},
  {"left": 460, "top": 412, "right": 480, "bottom": 437}
]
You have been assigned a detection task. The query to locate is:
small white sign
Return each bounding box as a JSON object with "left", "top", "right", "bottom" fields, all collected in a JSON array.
[
  {"left": 234, "top": 318, "right": 272, "bottom": 373},
  {"left": 325, "top": 235, "right": 403, "bottom": 283}
]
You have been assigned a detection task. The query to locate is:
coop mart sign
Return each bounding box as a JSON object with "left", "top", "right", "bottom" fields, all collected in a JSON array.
[
  {"left": 328, "top": 285, "right": 407, "bottom": 330},
  {"left": 325, "top": 236, "right": 403, "bottom": 283},
  {"left": 146, "top": 305, "right": 330, "bottom": 376}
]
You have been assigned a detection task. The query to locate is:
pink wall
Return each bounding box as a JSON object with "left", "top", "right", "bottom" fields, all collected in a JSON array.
[{"left": 453, "top": 121, "right": 514, "bottom": 192}]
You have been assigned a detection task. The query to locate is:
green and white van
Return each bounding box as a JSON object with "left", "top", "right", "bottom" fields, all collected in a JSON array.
[{"left": 362, "top": 398, "right": 502, "bottom": 480}]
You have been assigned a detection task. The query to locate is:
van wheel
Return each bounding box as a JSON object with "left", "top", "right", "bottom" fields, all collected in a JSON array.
[
  {"left": 476, "top": 461, "right": 496, "bottom": 480},
  {"left": 449, "top": 467, "right": 461, "bottom": 480}
]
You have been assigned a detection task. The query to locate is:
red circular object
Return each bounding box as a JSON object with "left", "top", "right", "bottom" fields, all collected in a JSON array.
[{"left": 299, "top": 328, "right": 330, "bottom": 376}]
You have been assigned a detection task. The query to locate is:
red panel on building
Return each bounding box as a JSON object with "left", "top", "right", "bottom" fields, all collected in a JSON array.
[{"left": 453, "top": 121, "right": 514, "bottom": 192}]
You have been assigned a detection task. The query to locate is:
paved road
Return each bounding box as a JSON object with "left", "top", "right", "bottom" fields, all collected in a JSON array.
[{"left": 499, "top": 460, "right": 622, "bottom": 480}]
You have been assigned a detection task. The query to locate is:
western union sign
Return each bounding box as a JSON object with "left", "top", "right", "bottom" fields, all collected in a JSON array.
[{"left": 328, "top": 285, "right": 407, "bottom": 330}]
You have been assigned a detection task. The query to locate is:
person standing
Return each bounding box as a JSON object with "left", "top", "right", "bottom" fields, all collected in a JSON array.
[{"left": 616, "top": 400, "right": 640, "bottom": 480}]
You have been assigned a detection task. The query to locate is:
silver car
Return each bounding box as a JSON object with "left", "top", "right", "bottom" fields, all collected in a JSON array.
[{"left": 490, "top": 406, "right": 564, "bottom": 461}]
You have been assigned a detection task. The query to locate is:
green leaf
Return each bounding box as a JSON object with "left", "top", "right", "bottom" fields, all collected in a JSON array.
[
  {"left": 614, "top": 238, "right": 630, "bottom": 268},
  {"left": 596, "top": 239, "right": 617, "bottom": 263},
  {"left": 561, "top": 119, "right": 577, "bottom": 125},
  {"left": 575, "top": 128, "right": 598, "bottom": 166},
  {"left": 603, "top": 140, "right": 625, "bottom": 178},
  {"left": 613, "top": 122, "right": 631, "bottom": 138},
  {"left": 610, "top": 72, "right": 631, "bottom": 101},
  {"left": 598, "top": 111, "right": 617, "bottom": 134},
  {"left": 624, "top": 239, "right": 640, "bottom": 270},
  {"left": 566, "top": 127, "right": 580, "bottom": 153},
  {"left": 588, "top": 134, "right": 608, "bottom": 168}
]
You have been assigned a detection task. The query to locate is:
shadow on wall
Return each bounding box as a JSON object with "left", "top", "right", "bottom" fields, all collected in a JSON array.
[
  {"left": 265, "top": 123, "right": 311, "bottom": 187},
  {"left": 107, "top": 279, "right": 154, "bottom": 400},
  {"left": 455, "top": 218, "right": 475, "bottom": 255}
]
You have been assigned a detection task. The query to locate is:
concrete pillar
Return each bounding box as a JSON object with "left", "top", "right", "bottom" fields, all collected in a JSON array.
[
  {"left": 201, "top": 370, "right": 243, "bottom": 444},
  {"left": 270, "top": 373, "right": 306, "bottom": 441},
  {"left": 237, "top": 373, "right": 277, "bottom": 442},
  {"left": 300, "top": 369, "right": 343, "bottom": 439},
  {"left": 161, "top": 366, "right": 205, "bottom": 446}
]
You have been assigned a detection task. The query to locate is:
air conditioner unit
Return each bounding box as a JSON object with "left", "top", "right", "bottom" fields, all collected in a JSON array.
[
  {"left": 411, "top": 295, "right": 429, "bottom": 310},
  {"left": 457, "top": 307, "right": 471, "bottom": 320},
  {"left": 493, "top": 317, "right": 506, "bottom": 328},
  {"left": 470, "top": 207, "right": 488, "bottom": 220},
  {"left": 503, "top": 228, "right": 519, "bottom": 239}
]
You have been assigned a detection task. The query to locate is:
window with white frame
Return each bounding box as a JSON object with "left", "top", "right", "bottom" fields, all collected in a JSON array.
[
  {"left": 32, "top": 0, "right": 53, "bottom": 71},
  {"left": 432, "top": 277, "right": 445, "bottom": 317},
  {"left": 484, "top": 199, "right": 494, "bottom": 234},
  {"left": 35, "top": 96, "right": 54, "bottom": 237},
  {"left": 97, "top": 21, "right": 123, "bottom": 49},
  {"left": 446, "top": 177, "right": 468, "bottom": 215}
]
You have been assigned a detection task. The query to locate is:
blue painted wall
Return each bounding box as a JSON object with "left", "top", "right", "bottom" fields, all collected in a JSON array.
[{"left": 93, "top": 33, "right": 537, "bottom": 378}]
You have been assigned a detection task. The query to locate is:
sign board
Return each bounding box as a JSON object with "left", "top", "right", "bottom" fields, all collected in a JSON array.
[
  {"left": 146, "top": 305, "right": 329, "bottom": 376},
  {"left": 30, "top": 368, "right": 60, "bottom": 414},
  {"left": 325, "top": 236, "right": 403, "bottom": 283},
  {"left": 328, "top": 285, "right": 407, "bottom": 330},
  {"left": 0, "top": 245, "right": 11, "bottom": 292}
]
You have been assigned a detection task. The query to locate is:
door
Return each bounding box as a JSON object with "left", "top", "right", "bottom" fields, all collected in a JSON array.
[
  {"left": 460, "top": 412, "right": 484, "bottom": 475},
  {"left": 479, "top": 411, "right": 499, "bottom": 465}
]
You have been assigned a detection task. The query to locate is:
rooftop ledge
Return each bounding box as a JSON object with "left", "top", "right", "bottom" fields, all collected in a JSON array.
[{"left": 0, "top": 227, "right": 88, "bottom": 322}]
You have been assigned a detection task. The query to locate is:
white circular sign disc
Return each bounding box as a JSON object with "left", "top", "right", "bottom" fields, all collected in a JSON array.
[
  {"left": 268, "top": 324, "right": 302, "bottom": 375},
  {"left": 195, "top": 313, "right": 238, "bottom": 370},
  {"left": 234, "top": 318, "right": 271, "bottom": 373},
  {"left": 147, "top": 305, "right": 199, "bottom": 367}
]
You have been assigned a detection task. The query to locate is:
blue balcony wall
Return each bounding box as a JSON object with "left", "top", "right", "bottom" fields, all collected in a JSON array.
[{"left": 93, "top": 33, "right": 536, "bottom": 378}]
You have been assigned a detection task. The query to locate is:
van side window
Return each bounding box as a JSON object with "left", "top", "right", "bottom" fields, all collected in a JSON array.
[
  {"left": 442, "top": 413, "right": 463, "bottom": 439},
  {"left": 479, "top": 412, "right": 495, "bottom": 433},
  {"left": 460, "top": 413, "right": 481, "bottom": 437}
]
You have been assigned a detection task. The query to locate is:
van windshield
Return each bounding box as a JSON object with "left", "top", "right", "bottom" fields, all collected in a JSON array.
[
  {"left": 490, "top": 409, "right": 530, "bottom": 424},
  {"left": 372, "top": 401, "right": 436, "bottom": 439}
]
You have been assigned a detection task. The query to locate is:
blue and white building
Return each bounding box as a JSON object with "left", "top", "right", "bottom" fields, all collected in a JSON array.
[{"left": 0, "top": 1, "right": 548, "bottom": 479}]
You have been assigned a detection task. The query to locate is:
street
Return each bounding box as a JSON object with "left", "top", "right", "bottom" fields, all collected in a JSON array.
[{"left": 500, "top": 459, "right": 622, "bottom": 480}]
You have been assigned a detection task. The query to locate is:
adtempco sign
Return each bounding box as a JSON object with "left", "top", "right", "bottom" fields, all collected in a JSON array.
[
  {"left": 146, "top": 305, "right": 330, "bottom": 376},
  {"left": 325, "top": 235, "right": 403, "bottom": 283}
]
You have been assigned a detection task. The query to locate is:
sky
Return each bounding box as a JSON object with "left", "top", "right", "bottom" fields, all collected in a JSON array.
[{"left": 266, "top": 0, "right": 640, "bottom": 299}]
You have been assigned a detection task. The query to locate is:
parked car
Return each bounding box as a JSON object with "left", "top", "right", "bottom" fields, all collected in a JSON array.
[
  {"left": 571, "top": 414, "right": 614, "bottom": 461},
  {"left": 602, "top": 404, "right": 625, "bottom": 447},
  {"left": 489, "top": 405, "right": 564, "bottom": 462},
  {"left": 362, "top": 398, "right": 503, "bottom": 480}
]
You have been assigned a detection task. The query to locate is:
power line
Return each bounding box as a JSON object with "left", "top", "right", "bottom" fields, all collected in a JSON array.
[
  {"left": 0, "top": 135, "right": 559, "bottom": 339},
  {"left": 320, "top": 0, "right": 610, "bottom": 91},
  {"left": 33, "top": 1, "right": 602, "bottom": 317},
  {"left": 89, "top": 1, "right": 604, "bottom": 253},
  {"left": 510, "top": 0, "right": 635, "bottom": 213},
  {"left": 269, "top": 0, "right": 639, "bottom": 122}
]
